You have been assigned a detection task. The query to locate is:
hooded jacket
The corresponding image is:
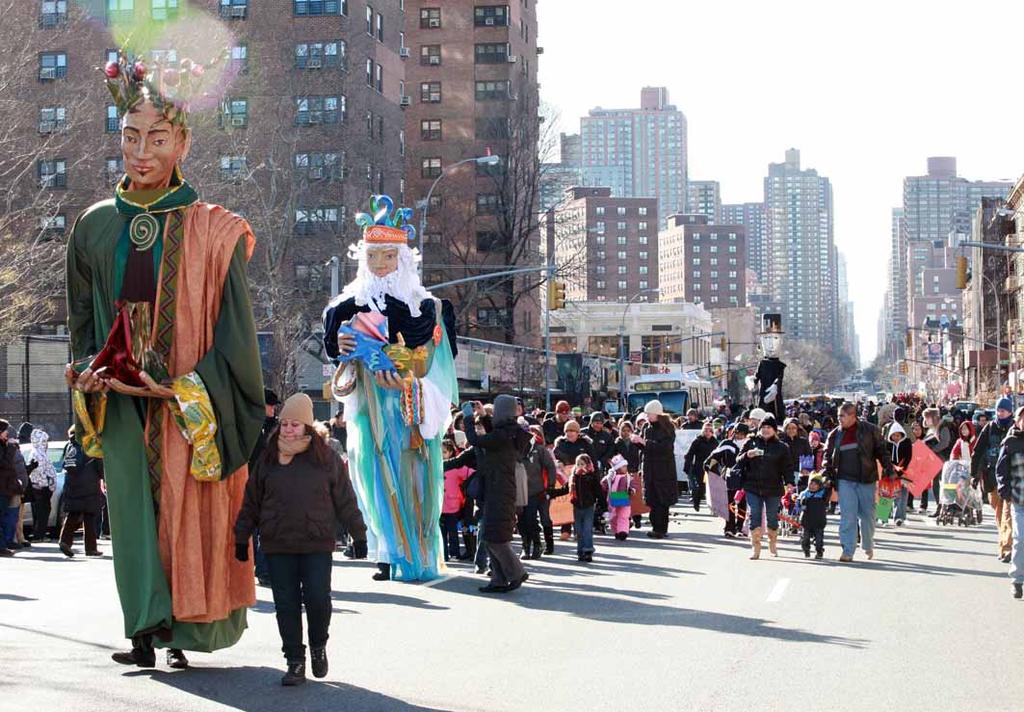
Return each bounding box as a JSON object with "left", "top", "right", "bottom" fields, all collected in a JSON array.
[
  {"left": 949, "top": 421, "right": 976, "bottom": 463},
  {"left": 888, "top": 421, "right": 912, "bottom": 472},
  {"left": 995, "top": 425, "right": 1024, "bottom": 505},
  {"left": 971, "top": 418, "right": 1010, "bottom": 493}
]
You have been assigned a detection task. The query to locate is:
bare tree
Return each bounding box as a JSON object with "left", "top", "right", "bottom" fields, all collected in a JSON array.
[{"left": 784, "top": 340, "right": 848, "bottom": 395}]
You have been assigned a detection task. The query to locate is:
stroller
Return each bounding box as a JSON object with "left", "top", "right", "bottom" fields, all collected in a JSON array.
[
  {"left": 779, "top": 484, "right": 802, "bottom": 537},
  {"left": 937, "top": 461, "right": 983, "bottom": 527}
]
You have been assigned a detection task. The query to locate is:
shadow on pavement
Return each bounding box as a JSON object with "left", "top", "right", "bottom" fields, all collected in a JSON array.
[
  {"left": 0, "top": 622, "right": 118, "bottom": 650},
  {"left": 0, "top": 593, "right": 37, "bottom": 602},
  {"left": 331, "top": 589, "right": 449, "bottom": 611},
  {"left": 430, "top": 578, "right": 866, "bottom": 649},
  {"left": 133, "top": 666, "right": 455, "bottom": 712}
]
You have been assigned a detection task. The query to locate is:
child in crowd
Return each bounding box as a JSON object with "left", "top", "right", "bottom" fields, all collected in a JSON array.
[
  {"left": 888, "top": 422, "right": 912, "bottom": 526},
  {"left": 602, "top": 454, "right": 635, "bottom": 541},
  {"left": 441, "top": 439, "right": 472, "bottom": 561},
  {"left": 798, "top": 474, "right": 829, "bottom": 559},
  {"left": 550, "top": 453, "right": 602, "bottom": 562}
]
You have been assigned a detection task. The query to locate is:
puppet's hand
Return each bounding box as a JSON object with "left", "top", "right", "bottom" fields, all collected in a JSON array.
[{"left": 764, "top": 382, "right": 778, "bottom": 403}]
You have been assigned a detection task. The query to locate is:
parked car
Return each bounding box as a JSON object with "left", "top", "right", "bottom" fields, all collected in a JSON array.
[{"left": 20, "top": 440, "right": 68, "bottom": 534}]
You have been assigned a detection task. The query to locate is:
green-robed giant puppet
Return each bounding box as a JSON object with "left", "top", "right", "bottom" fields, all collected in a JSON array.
[{"left": 63, "top": 50, "right": 263, "bottom": 669}]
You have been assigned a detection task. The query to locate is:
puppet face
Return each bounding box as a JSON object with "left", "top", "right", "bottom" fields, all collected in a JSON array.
[
  {"left": 366, "top": 247, "right": 400, "bottom": 278},
  {"left": 121, "top": 101, "right": 190, "bottom": 190},
  {"left": 760, "top": 333, "right": 782, "bottom": 358}
]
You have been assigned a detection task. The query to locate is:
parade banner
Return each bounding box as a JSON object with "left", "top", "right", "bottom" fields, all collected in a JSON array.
[
  {"left": 904, "top": 441, "right": 944, "bottom": 497},
  {"left": 705, "top": 470, "right": 729, "bottom": 521}
]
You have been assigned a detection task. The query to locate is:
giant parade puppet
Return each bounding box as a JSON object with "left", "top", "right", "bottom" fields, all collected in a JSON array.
[
  {"left": 751, "top": 313, "right": 787, "bottom": 421},
  {"left": 323, "top": 196, "right": 459, "bottom": 583},
  {"left": 64, "top": 49, "right": 264, "bottom": 668}
]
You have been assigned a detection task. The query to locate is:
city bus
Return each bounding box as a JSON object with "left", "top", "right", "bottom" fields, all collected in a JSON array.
[{"left": 625, "top": 373, "right": 715, "bottom": 416}]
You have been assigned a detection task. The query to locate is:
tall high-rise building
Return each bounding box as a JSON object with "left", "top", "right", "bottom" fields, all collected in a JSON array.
[
  {"left": 763, "top": 149, "right": 837, "bottom": 347},
  {"left": 883, "top": 208, "right": 907, "bottom": 359},
  {"left": 903, "top": 157, "right": 1013, "bottom": 243},
  {"left": 721, "top": 202, "right": 766, "bottom": 281},
  {"left": 540, "top": 133, "right": 583, "bottom": 211},
  {"left": 551, "top": 187, "right": 658, "bottom": 304},
  {"left": 687, "top": 181, "right": 721, "bottom": 223},
  {"left": 405, "top": 0, "right": 540, "bottom": 340},
  {"left": 580, "top": 87, "right": 687, "bottom": 216}
]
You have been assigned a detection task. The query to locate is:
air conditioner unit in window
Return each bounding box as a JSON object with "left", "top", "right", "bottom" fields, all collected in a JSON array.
[
  {"left": 39, "top": 67, "right": 57, "bottom": 79},
  {"left": 39, "top": 121, "right": 54, "bottom": 133},
  {"left": 428, "top": 55, "right": 441, "bottom": 65},
  {"left": 309, "top": 167, "right": 324, "bottom": 179},
  {"left": 484, "top": 17, "right": 495, "bottom": 25},
  {"left": 308, "top": 114, "right": 322, "bottom": 124},
  {"left": 399, "top": 47, "right": 410, "bottom": 58},
  {"left": 308, "top": 58, "right": 322, "bottom": 69},
  {"left": 399, "top": 96, "right": 411, "bottom": 107},
  {"left": 506, "top": 55, "right": 518, "bottom": 63},
  {"left": 428, "top": 18, "right": 440, "bottom": 27},
  {"left": 230, "top": 5, "right": 246, "bottom": 17},
  {"left": 230, "top": 115, "right": 245, "bottom": 126}
]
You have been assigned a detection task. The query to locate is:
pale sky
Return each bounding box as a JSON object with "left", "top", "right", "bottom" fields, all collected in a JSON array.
[{"left": 536, "top": 0, "right": 1024, "bottom": 365}]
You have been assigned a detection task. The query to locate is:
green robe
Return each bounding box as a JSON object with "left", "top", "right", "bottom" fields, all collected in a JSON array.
[{"left": 66, "top": 193, "right": 264, "bottom": 651}]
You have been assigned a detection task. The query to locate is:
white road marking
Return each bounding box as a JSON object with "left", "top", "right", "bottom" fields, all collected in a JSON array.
[
  {"left": 421, "top": 572, "right": 461, "bottom": 588},
  {"left": 766, "top": 577, "right": 790, "bottom": 603}
]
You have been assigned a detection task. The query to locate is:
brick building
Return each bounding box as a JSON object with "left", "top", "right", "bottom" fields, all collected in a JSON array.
[
  {"left": 403, "top": 0, "right": 541, "bottom": 343},
  {"left": 657, "top": 213, "right": 746, "bottom": 309},
  {"left": 551, "top": 187, "right": 658, "bottom": 304}
]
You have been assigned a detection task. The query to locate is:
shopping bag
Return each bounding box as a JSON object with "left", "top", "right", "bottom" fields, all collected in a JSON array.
[
  {"left": 706, "top": 470, "right": 730, "bottom": 521},
  {"left": 875, "top": 496, "right": 894, "bottom": 521},
  {"left": 904, "top": 441, "right": 944, "bottom": 497},
  {"left": 548, "top": 494, "right": 574, "bottom": 526},
  {"left": 630, "top": 473, "right": 650, "bottom": 516},
  {"left": 608, "top": 490, "right": 630, "bottom": 507}
]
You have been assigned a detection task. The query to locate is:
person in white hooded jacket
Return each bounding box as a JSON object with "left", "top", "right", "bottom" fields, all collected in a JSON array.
[{"left": 888, "top": 421, "right": 913, "bottom": 526}]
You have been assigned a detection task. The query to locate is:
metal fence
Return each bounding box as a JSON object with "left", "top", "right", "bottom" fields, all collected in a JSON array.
[{"left": 0, "top": 335, "right": 72, "bottom": 437}]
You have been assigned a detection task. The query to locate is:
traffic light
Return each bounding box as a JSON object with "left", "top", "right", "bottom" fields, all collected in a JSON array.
[
  {"left": 905, "top": 330, "right": 913, "bottom": 348},
  {"left": 899, "top": 360, "right": 908, "bottom": 375},
  {"left": 548, "top": 280, "right": 566, "bottom": 310},
  {"left": 719, "top": 336, "right": 728, "bottom": 351},
  {"left": 956, "top": 256, "right": 968, "bottom": 289}
]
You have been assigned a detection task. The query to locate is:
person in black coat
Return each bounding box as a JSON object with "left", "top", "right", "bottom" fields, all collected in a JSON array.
[
  {"left": 781, "top": 418, "right": 812, "bottom": 489},
  {"left": 462, "top": 395, "right": 532, "bottom": 594},
  {"left": 57, "top": 428, "right": 105, "bottom": 557},
  {"left": 736, "top": 416, "right": 791, "bottom": 559},
  {"left": 638, "top": 401, "right": 677, "bottom": 538},
  {"left": 683, "top": 421, "right": 718, "bottom": 512}
]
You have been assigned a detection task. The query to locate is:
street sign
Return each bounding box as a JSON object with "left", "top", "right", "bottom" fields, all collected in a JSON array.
[
  {"left": 926, "top": 342, "right": 942, "bottom": 363},
  {"left": 629, "top": 351, "right": 642, "bottom": 363}
]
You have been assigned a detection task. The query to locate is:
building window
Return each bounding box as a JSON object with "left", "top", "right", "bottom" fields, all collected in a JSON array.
[
  {"left": 476, "top": 231, "right": 501, "bottom": 252},
  {"left": 729, "top": 284, "right": 737, "bottom": 291},
  {"left": 105, "top": 105, "right": 119, "bottom": 132},
  {"left": 221, "top": 98, "right": 248, "bottom": 127},
  {"left": 639, "top": 266, "right": 648, "bottom": 275},
  {"left": 710, "top": 258, "right": 718, "bottom": 265},
  {"left": 39, "top": 52, "right": 67, "bottom": 80},
  {"left": 617, "top": 206, "right": 626, "bottom": 216},
  {"left": 596, "top": 265, "right": 606, "bottom": 275},
  {"left": 693, "top": 245, "right": 700, "bottom": 253},
  {"left": 474, "top": 5, "right": 508, "bottom": 26},
  {"left": 376, "top": 11, "right": 384, "bottom": 41},
  {"left": 421, "top": 157, "right": 442, "bottom": 179},
  {"left": 294, "top": 207, "right": 340, "bottom": 235},
  {"left": 374, "top": 62, "right": 383, "bottom": 93},
  {"left": 420, "top": 44, "right": 441, "bottom": 65},
  {"left": 617, "top": 280, "right": 628, "bottom": 290},
  {"left": 295, "top": 95, "right": 341, "bottom": 125},
  {"left": 692, "top": 258, "right": 700, "bottom": 265},
  {"left": 219, "top": 155, "right": 247, "bottom": 179},
  {"left": 639, "top": 206, "right": 648, "bottom": 216},
  {"left": 38, "top": 106, "right": 66, "bottom": 133},
  {"left": 616, "top": 250, "right": 627, "bottom": 259},
  {"left": 294, "top": 263, "right": 325, "bottom": 292},
  {"left": 639, "top": 280, "right": 648, "bottom": 290},
  {"left": 728, "top": 245, "right": 737, "bottom": 253},
  {"left": 419, "top": 6, "right": 440, "bottom": 28},
  {"left": 150, "top": 0, "right": 179, "bottom": 21},
  {"left": 638, "top": 251, "right": 648, "bottom": 260},
  {"left": 709, "top": 245, "right": 718, "bottom": 253},
  {"left": 595, "top": 280, "right": 606, "bottom": 290},
  {"left": 595, "top": 222, "right": 605, "bottom": 233},
  {"left": 476, "top": 193, "right": 499, "bottom": 215},
  {"left": 474, "top": 80, "right": 509, "bottom": 100},
  {"left": 107, "top": 0, "right": 134, "bottom": 24},
  {"left": 476, "top": 308, "right": 511, "bottom": 328},
  {"left": 40, "top": 213, "right": 67, "bottom": 236},
  {"left": 616, "top": 236, "right": 626, "bottom": 245},
  {"left": 295, "top": 151, "right": 342, "bottom": 180},
  {"left": 596, "top": 250, "right": 606, "bottom": 260},
  {"left": 475, "top": 117, "right": 509, "bottom": 140},
  {"left": 474, "top": 42, "right": 508, "bottom": 64},
  {"left": 638, "top": 221, "right": 648, "bottom": 231},
  {"left": 617, "top": 266, "right": 627, "bottom": 275},
  {"left": 365, "top": 58, "right": 373, "bottom": 86},
  {"left": 710, "top": 271, "right": 718, "bottom": 278},
  {"left": 295, "top": 41, "right": 345, "bottom": 70},
  {"left": 616, "top": 221, "right": 626, "bottom": 230},
  {"left": 38, "top": 159, "right": 67, "bottom": 188},
  {"left": 420, "top": 81, "right": 441, "bottom": 103},
  {"left": 693, "top": 270, "right": 700, "bottom": 278},
  {"left": 40, "top": 0, "right": 68, "bottom": 27},
  {"left": 105, "top": 156, "right": 124, "bottom": 183},
  {"left": 639, "top": 236, "right": 648, "bottom": 245},
  {"left": 596, "top": 206, "right": 605, "bottom": 216},
  {"left": 595, "top": 235, "right": 606, "bottom": 245},
  {"left": 230, "top": 44, "right": 249, "bottom": 71},
  {"left": 294, "top": 0, "right": 342, "bottom": 15},
  {"left": 220, "top": 0, "right": 248, "bottom": 19}
]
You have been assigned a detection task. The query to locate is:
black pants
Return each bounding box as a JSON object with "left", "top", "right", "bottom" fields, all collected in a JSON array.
[
  {"left": 439, "top": 513, "right": 461, "bottom": 559},
  {"left": 30, "top": 489, "right": 52, "bottom": 539},
  {"left": 266, "top": 552, "right": 333, "bottom": 663},
  {"left": 519, "top": 502, "right": 540, "bottom": 539},
  {"left": 726, "top": 489, "right": 746, "bottom": 534},
  {"left": 801, "top": 525, "right": 825, "bottom": 554},
  {"left": 60, "top": 511, "right": 98, "bottom": 553},
  {"left": 649, "top": 505, "right": 669, "bottom": 535}
]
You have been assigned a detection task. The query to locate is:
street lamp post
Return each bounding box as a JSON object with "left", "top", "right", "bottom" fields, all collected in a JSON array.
[
  {"left": 618, "top": 288, "right": 659, "bottom": 409},
  {"left": 417, "top": 154, "right": 502, "bottom": 276}
]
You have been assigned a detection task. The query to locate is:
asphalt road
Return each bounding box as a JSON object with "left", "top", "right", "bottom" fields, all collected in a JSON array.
[{"left": 1, "top": 504, "right": 1021, "bottom": 712}]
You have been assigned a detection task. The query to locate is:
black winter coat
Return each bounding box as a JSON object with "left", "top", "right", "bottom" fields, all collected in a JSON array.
[
  {"left": 641, "top": 419, "right": 678, "bottom": 507},
  {"left": 613, "top": 437, "right": 642, "bottom": 472},
  {"left": 581, "top": 426, "right": 616, "bottom": 469},
  {"left": 465, "top": 422, "right": 532, "bottom": 544},
  {"left": 553, "top": 434, "right": 593, "bottom": 468},
  {"left": 971, "top": 420, "right": 1010, "bottom": 493},
  {"left": 737, "top": 436, "right": 790, "bottom": 498},
  {"left": 61, "top": 439, "right": 104, "bottom": 514},
  {"left": 782, "top": 434, "right": 812, "bottom": 477},
  {"left": 234, "top": 447, "right": 367, "bottom": 554},
  {"left": 684, "top": 434, "right": 718, "bottom": 478},
  {"left": 0, "top": 441, "right": 21, "bottom": 497}
]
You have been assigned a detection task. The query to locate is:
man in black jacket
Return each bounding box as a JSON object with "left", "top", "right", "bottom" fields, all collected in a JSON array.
[
  {"left": 581, "top": 412, "right": 615, "bottom": 471},
  {"left": 683, "top": 421, "right": 717, "bottom": 511},
  {"left": 971, "top": 399, "right": 1014, "bottom": 562},
  {"left": 822, "top": 403, "right": 892, "bottom": 562},
  {"left": 994, "top": 406, "right": 1024, "bottom": 598}
]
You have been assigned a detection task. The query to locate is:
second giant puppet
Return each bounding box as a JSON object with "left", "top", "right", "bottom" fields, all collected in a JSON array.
[
  {"left": 753, "top": 313, "right": 786, "bottom": 421},
  {"left": 322, "top": 196, "right": 458, "bottom": 583}
]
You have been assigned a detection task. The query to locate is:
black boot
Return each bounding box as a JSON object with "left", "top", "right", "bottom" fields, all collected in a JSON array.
[
  {"left": 166, "top": 648, "right": 189, "bottom": 669},
  {"left": 529, "top": 534, "right": 543, "bottom": 559},
  {"left": 1014, "top": 583, "right": 1023, "bottom": 600},
  {"left": 543, "top": 525, "right": 554, "bottom": 555},
  {"left": 372, "top": 563, "right": 391, "bottom": 581},
  {"left": 111, "top": 634, "right": 156, "bottom": 668},
  {"left": 519, "top": 534, "right": 531, "bottom": 560},
  {"left": 310, "top": 647, "right": 328, "bottom": 678},
  {"left": 281, "top": 661, "right": 306, "bottom": 686}
]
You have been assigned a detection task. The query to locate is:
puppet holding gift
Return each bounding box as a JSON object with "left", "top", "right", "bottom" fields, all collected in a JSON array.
[{"left": 323, "top": 196, "right": 459, "bottom": 582}]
